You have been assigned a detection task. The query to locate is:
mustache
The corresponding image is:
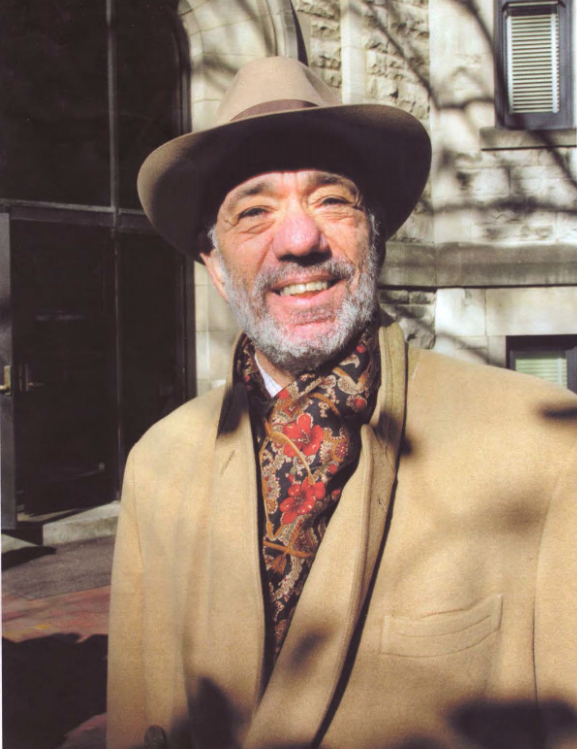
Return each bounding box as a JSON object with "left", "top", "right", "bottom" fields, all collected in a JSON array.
[{"left": 251, "top": 257, "right": 356, "bottom": 299}]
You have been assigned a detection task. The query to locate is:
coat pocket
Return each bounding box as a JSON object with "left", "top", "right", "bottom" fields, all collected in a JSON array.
[{"left": 381, "top": 594, "right": 502, "bottom": 658}]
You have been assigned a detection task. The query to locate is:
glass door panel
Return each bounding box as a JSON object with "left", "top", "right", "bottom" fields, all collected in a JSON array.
[{"left": 11, "top": 221, "right": 116, "bottom": 514}]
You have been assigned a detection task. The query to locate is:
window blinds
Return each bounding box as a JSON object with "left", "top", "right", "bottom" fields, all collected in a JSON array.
[
  {"left": 506, "top": 2, "right": 560, "bottom": 114},
  {"left": 514, "top": 351, "right": 568, "bottom": 387}
]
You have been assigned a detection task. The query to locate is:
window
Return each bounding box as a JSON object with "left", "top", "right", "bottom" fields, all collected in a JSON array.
[
  {"left": 508, "top": 336, "right": 577, "bottom": 393},
  {"left": 495, "top": 0, "right": 574, "bottom": 130},
  {"left": 0, "top": 0, "right": 192, "bottom": 523}
]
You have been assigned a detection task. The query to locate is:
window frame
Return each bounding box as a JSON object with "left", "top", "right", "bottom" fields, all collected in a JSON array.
[{"left": 495, "top": 0, "right": 574, "bottom": 130}]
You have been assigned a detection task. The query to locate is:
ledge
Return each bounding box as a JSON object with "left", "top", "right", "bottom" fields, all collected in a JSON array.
[
  {"left": 382, "top": 242, "right": 577, "bottom": 287},
  {"left": 480, "top": 127, "right": 576, "bottom": 151}
]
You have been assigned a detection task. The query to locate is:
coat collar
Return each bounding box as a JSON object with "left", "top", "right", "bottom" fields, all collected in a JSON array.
[{"left": 190, "top": 315, "right": 407, "bottom": 748}]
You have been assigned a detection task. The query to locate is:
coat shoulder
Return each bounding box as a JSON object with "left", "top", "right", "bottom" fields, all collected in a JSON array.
[
  {"left": 131, "top": 385, "right": 226, "bottom": 463},
  {"left": 411, "top": 347, "right": 577, "bottom": 404},
  {"left": 407, "top": 347, "right": 577, "bottom": 455}
]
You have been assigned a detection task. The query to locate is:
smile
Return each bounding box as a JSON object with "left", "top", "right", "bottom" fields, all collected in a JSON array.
[{"left": 277, "top": 280, "right": 333, "bottom": 297}]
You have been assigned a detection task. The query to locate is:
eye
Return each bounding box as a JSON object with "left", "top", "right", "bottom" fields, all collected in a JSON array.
[
  {"left": 320, "top": 195, "right": 348, "bottom": 206},
  {"left": 238, "top": 206, "right": 268, "bottom": 220}
]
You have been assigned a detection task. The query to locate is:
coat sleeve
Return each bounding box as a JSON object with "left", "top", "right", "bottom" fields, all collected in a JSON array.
[
  {"left": 534, "top": 434, "right": 577, "bottom": 748},
  {"left": 107, "top": 448, "right": 147, "bottom": 749}
]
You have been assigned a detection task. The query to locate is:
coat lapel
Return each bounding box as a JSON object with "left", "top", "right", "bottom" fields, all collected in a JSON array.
[
  {"left": 243, "top": 319, "right": 407, "bottom": 749},
  {"left": 184, "top": 379, "right": 266, "bottom": 746}
]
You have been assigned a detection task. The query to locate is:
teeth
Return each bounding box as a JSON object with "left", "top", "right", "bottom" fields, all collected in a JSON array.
[{"left": 279, "top": 281, "right": 330, "bottom": 297}]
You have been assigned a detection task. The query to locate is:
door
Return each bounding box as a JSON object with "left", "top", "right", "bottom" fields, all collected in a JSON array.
[
  {"left": 10, "top": 221, "right": 116, "bottom": 517},
  {"left": 0, "top": 0, "right": 192, "bottom": 528}
]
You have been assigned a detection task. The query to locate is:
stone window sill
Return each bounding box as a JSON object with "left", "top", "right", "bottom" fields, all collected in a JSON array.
[{"left": 480, "top": 127, "right": 576, "bottom": 151}]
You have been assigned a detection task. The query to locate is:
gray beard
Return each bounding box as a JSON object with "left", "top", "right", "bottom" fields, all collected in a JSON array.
[{"left": 218, "top": 248, "right": 379, "bottom": 375}]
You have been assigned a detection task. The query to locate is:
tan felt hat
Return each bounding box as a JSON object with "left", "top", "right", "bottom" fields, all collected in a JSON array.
[{"left": 137, "top": 56, "right": 431, "bottom": 257}]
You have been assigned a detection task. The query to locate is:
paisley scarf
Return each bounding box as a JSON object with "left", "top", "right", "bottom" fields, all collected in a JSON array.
[{"left": 237, "top": 321, "right": 380, "bottom": 659}]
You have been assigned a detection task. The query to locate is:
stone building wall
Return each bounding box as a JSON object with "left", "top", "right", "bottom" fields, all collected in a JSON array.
[
  {"left": 180, "top": 0, "right": 576, "bottom": 393},
  {"left": 427, "top": 0, "right": 577, "bottom": 365},
  {"left": 293, "top": 0, "right": 342, "bottom": 90}
]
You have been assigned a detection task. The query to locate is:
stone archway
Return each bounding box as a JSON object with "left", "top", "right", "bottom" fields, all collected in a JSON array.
[{"left": 178, "top": 0, "right": 300, "bottom": 130}]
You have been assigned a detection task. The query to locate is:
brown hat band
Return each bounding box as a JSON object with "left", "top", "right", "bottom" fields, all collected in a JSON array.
[{"left": 230, "top": 99, "right": 318, "bottom": 122}]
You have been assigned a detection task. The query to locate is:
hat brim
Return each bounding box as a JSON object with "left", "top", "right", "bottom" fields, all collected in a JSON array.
[{"left": 137, "top": 103, "right": 431, "bottom": 257}]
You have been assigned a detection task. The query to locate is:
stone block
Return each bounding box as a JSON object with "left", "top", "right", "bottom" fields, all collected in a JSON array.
[
  {"left": 555, "top": 212, "right": 577, "bottom": 242},
  {"left": 471, "top": 221, "right": 522, "bottom": 244},
  {"left": 207, "top": 328, "right": 240, "bottom": 380},
  {"left": 313, "top": 40, "right": 342, "bottom": 67},
  {"left": 400, "top": 317, "right": 435, "bottom": 349},
  {"left": 409, "top": 290, "right": 436, "bottom": 304},
  {"left": 195, "top": 331, "right": 210, "bottom": 381},
  {"left": 480, "top": 127, "right": 576, "bottom": 151},
  {"left": 434, "top": 210, "right": 474, "bottom": 245},
  {"left": 487, "top": 335, "right": 507, "bottom": 368},
  {"left": 43, "top": 503, "right": 120, "bottom": 545},
  {"left": 379, "top": 288, "right": 410, "bottom": 303},
  {"left": 311, "top": 18, "right": 340, "bottom": 39},
  {"left": 486, "top": 287, "right": 577, "bottom": 336},
  {"left": 381, "top": 242, "right": 436, "bottom": 287},
  {"left": 294, "top": 0, "right": 339, "bottom": 20},
  {"left": 368, "top": 76, "right": 399, "bottom": 100},
  {"left": 436, "top": 288, "right": 486, "bottom": 337},
  {"left": 456, "top": 335, "right": 488, "bottom": 349},
  {"left": 207, "top": 286, "right": 237, "bottom": 332},
  {"left": 199, "top": 19, "right": 277, "bottom": 55},
  {"left": 194, "top": 261, "right": 211, "bottom": 286},
  {"left": 195, "top": 284, "right": 209, "bottom": 332},
  {"left": 518, "top": 223, "right": 554, "bottom": 242},
  {"left": 380, "top": 302, "right": 435, "bottom": 348},
  {"left": 192, "top": 0, "right": 259, "bottom": 32},
  {"left": 405, "top": 302, "right": 435, "bottom": 323},
  {"left": 469, "top": 168, "right": 510, "bottom": 201}
]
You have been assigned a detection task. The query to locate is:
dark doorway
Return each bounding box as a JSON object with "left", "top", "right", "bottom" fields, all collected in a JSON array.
[{"left": 0, "top": 0, "right": 193, "bottom": 525}]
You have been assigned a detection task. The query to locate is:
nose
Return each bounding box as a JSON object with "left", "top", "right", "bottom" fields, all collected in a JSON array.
[{"left": 270, "top": 205, "right": 329, "bottom": 259}]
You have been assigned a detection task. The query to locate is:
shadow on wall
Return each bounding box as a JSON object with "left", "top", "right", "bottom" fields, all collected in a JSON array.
[{"left": 3, "top": 633, "right": 108, "bottom": 749}]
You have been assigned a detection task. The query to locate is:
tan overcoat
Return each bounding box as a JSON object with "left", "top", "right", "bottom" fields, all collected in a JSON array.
[{"left": 107, "top": 320, "right": 577, "bottom": 749}]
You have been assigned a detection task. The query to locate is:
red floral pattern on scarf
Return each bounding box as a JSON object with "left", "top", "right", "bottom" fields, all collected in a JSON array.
[
  {"left": 282, "top": 414, "right": 324, "bottom": 457},
  {"left": 280, "top": 479, "right": 326, "bottom": 524},
  {"left": 237, "top": 322, "right": 380, "bottom": 659}
]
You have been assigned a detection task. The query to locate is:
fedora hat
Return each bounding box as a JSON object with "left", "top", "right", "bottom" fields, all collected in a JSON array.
[{"left": 137, "top": 56, "right": 431, "bottom": 257}]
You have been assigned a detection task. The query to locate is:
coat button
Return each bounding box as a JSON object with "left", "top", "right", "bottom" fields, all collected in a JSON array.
[{"left": 144, "top": 725, "right": 167, "bottom": 749}]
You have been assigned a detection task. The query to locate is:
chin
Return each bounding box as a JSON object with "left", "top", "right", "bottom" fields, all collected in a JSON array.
[{"left": 255, "top": 311, "right": 369, "bottom": 375}]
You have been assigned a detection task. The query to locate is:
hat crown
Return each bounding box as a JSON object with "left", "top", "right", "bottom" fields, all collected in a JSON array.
[{"left": 215, "top": 57, "right": 340, "bottom": 126}]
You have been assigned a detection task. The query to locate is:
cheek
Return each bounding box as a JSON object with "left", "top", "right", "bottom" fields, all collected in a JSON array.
[{"left": 329, "top": 224, "right": 372, "bottom": 269}]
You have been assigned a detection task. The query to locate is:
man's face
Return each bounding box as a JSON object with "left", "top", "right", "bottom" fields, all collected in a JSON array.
[{"left": 201, "top": 169, "right": 379, "bottom": 377}]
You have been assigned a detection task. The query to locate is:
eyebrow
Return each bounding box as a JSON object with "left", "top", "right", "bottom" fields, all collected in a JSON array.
[
  {"left": 307, "top": 172, "right": 350, "bottom": 187},
  {"left": 306, "top": 172, "right": 361, "bottom": 198},
  {"left": 226, "top": 179, "right": 275, "bottom": 208}
]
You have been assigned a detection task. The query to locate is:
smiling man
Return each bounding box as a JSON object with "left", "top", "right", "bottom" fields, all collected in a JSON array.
[{"left": 107, "top": 58, "right": 577, "bottom": 749}]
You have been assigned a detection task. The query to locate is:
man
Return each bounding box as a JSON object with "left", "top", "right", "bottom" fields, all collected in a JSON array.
[{"left": 107, "top": 57, "right": 577, "bottom": 749}]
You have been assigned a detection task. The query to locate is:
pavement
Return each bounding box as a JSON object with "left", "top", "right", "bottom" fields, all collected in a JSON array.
[{"left": 2, "top": 534, "right": 115, "bottom": 749}]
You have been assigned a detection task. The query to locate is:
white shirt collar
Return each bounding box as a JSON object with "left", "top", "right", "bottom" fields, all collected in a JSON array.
[{"left": 255, "top": 353, "right": 284, "bottom": 398}]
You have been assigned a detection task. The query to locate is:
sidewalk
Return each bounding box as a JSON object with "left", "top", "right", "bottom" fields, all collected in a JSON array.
[{"left": 2, "top": 535, "right": 115, "bottom": 749}]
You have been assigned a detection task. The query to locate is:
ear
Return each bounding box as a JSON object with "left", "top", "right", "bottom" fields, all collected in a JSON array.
[{"left": 200, "top": 247, "right": 230, "bottom": 303}]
